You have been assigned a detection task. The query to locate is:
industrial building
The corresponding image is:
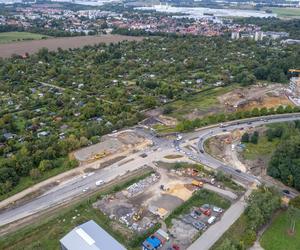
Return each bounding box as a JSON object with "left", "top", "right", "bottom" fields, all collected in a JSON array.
[{"left": 60, "top": 220, "right": 127, "bottom": 250}]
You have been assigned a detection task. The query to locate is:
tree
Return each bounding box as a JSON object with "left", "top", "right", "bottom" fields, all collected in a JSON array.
[
  {"left": 250, "top": 131, "right": 259, "bottom": 144},
  {"left": 38, "top": 160, "right": 53, "bottom": 173},
  {"left": 30, "top": 168, "right": 41, "bottom": 180},
  {"left": 216, "top": 239, "right": 238, "bottom": 250},
  {"left": 247, "top": 204, "right": 264, "bottom": 230},
  {"left": 287, "top": 206, "right": 300, "bottom": 234},
  {"left": 241, "top": 132, "right": 250, "bottom": 143}
]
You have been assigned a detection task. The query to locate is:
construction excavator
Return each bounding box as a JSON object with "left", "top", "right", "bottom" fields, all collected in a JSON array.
[
  {"left": 93, "top": 151, "right": 107, "bottom": 160},
  {"left": 133, "top": 207, "right": 144, "bottom": 221}
]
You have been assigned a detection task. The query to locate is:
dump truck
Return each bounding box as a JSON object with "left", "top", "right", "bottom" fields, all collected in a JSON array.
[{"left": 192, "top": 180, "right": 204, "bottom": 188}]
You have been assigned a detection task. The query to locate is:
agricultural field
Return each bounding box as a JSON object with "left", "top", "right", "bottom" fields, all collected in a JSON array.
[
  {"left": 0, "top": 34, "right": 143, "bottom": 58},
  {"left": 260, "top": 211, "right": 300, "bottom": 250},
  {"left": 267, "top": 7, "right": 300, "bottom": 19},
  {"left": 0, "top": 32, "right": 48, "bottom": 44}
]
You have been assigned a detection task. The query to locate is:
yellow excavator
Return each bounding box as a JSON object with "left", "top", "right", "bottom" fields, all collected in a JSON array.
[
  {"left": 133, "top": 207, "right": 144, "bottom": 221},
  {"left": 93, "top": 151, "right": 107, "bottom": 160}
]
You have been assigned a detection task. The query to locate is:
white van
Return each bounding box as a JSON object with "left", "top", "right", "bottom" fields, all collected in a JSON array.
[
  {"left": 95, "top": 180, "right": 104, "bottom": 186},
  {"left": 208, "top": 216, "right": 216, "bottom": 225}
]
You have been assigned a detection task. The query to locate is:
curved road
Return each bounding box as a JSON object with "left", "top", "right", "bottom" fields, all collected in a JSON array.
[{"left": 0, "top": 113, "right": 299, "bottom": 231}]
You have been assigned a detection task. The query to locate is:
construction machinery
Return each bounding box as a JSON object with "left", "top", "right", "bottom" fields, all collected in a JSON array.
[
  {"left": 133, "top": 207, "right": 144, "bottom": 221},
  {"left": 192, "top": 180, "right": 204, "bottom": 188},
  {"left": 288, "top": 69, "right": 300, "bottom": 76},
  {"left": 93, "top": 151, "right": 107, "bottom": 160}
]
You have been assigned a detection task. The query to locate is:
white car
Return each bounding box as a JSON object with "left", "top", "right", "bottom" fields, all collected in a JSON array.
[
  {"left": 82, "top": 187, "right": 90, "bottom": 192},
  {"left": 208, "top": 216, "right": 216, "bottom": 224},
  {"left": 213, "top": 206, "right": 223, "bottom": 213},
  {"left": 95, "top": 180, "right": 104, "bottom": 186}
]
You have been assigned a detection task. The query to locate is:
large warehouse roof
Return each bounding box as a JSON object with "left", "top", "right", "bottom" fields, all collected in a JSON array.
[{"left": 60, "top": 220, "right": 127, "bottom": 250}]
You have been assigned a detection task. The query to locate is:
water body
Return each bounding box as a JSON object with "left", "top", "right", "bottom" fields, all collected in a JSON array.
[
  {"left": 0, "top": 0, "right": 120, "bottom": 6},
  {"left": 136, "top": 5, "right": 277, "bottom": 18},
  {"left": 66, "top": 0, "right": 120, "bottom": 6}
]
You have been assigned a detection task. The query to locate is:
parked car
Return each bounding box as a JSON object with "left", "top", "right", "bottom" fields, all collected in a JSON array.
[
  {"left": 193, "top": 221, "right": 206, "bottom": 231},
  {"left": 190, "top": 211, "right": 199, "bottom": 219},
  {"left": 172, "top": 244, "right": 180, "bottom": 250},
  {"left": 200, "top": 206, "right": 211, "bottom": 216},
  {"left": 207, "top": 216, "right": 216, "bottom": 225},
  {"left": 282, "top": 189, "right": 290, "bottom": 195},
  {"left": 96, "top": 180, "right": 104, "bottom": 186},
  {"left": 213, "top": 206, "right": 223, "bottom": 213}
]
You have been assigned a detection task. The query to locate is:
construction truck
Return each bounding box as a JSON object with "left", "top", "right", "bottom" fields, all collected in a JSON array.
[
  {"left": 288, "top": 69, "right": 300, "bottom": 76},
  {"left": 192, "top": 180, "right": 204, "bottom": 188}
]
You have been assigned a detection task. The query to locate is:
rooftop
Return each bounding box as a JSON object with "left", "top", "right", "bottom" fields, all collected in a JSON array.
[{"left": 60, "top": 220, "right": 127, "bottom": 250}]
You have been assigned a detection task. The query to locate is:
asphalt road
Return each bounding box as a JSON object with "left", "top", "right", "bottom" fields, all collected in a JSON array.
[
  {"left": 0, "top": 148, "right": 174, "bottom": 227},
  {"left": 0, "top": 113, "right": 299, "bottom": 231},
  {"left": 179, "top": 113, "right": 300, "bottom": 190}
]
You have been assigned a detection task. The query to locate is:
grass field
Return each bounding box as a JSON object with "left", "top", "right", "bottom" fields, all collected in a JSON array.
[
  {"left": 0, "top": 32, "right": 48, "bottom": 44},
  {"left": 260, "top": 211, "right": 300, "bottom": 250},
  {"left": 0, "top": 170, "right": 154, "bottom": 250},
  {"left": 211, "top": 214, "right": 248, "bottom": 250},
  {"left": 242, "top": 136, "right": 280, "bottom": 161},
  {"left": 166, "top": 85, "right": 235, "bottom": 120},
  {"left": 266, "top": 7, "right": 300, "bottom": 18}
]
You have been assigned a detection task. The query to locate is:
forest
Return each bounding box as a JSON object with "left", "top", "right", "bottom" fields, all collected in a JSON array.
[
  {"left": 0, "top": 35, "right": 299, "bottom": 196},
  {"left": 268, "top": 121, "right": 300, "bottom": 190}
]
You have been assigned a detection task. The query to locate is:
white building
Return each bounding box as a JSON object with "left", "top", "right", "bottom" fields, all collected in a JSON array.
[
  {"left": 231, "top": 32, "right": 240, "bottom": 40},
  {"left": 254, "top": 31, "right": 264, "bottom": 41}
]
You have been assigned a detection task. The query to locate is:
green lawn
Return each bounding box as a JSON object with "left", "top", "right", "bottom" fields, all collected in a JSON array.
[
  {"left": 166, "top": 85, "right": 235, "bottom": 120},
  {"left": 267, "top": 7, "right": 300, "bottom": 18},
  {"left": 0, "top": 32, "right": 49, "bottom": 44},
  {"left": 211, "top": 214, "right": 248, "bottom": 250},
  {"left": 242, "top": 136, "right": 280, "bottom": 161},
  {"left": 260, "top": 211, "right": 300, "bottom": 250}
]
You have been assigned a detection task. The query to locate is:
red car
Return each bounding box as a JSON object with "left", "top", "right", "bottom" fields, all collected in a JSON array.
[{"left": 172, "top": 244, "right": 180, "bottom": 250}]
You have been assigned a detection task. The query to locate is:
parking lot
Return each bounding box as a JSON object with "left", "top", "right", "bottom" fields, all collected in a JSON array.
[{"left": 169, "top": 204, "right": 225, "bottom": 249}]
